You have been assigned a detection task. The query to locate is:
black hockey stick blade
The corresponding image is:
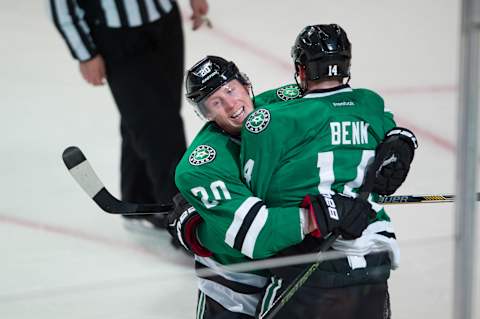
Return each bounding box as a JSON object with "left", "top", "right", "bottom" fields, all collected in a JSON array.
[{"left": 62, "top": 146, "right": 172, "bottom": 215}]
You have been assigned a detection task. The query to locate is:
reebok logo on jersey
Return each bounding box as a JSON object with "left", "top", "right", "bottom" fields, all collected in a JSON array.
[
  {"left": 245, "top": 109, "right": 271, "bottom": 133},
  {"left": 189, "top": 145, "right": 216, "bottom": 166},
  {"left": 276, "top": 85, "right": 301, "bottom": 101},
  {"left": 332, "top": 101, "right": 355, "bottom": 107},
  {"left": 321, "top": 193, "right": 339, "bottom": 220}
]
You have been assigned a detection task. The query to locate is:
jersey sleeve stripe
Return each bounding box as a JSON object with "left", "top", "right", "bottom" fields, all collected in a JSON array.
[
  {"left": 225, "top": 197, "right": 262, "bottom": 248},
  {"left": 240, "top": 205, "right": 269, "bottom": 258},
  {"left": 299, "top": 208, "right": 306, "bottom": 240},
  {"left": 195, "top": 262, "right": 264, "bottom": 294},
  {"left": 233, "top": 200, "right": 265, "bottom": 252},
  {"left": 331, "top": 221, "right": 400, "bottom": 269},
  {"left": 195, "top": 255, "right": 267, "bottom": 287}
]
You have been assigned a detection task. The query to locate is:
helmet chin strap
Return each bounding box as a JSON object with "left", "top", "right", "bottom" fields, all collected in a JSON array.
[{"left": 294, "top": 72, "right": 308, "bottom": 94}]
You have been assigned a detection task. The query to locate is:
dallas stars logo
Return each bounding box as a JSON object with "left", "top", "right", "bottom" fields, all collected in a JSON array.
[
  {"left": 189, "top": 145, "right": 216, "bottom": 166},
  {"left": 276, "top": 85, "right": 301, "bottom": 101},
  {"left": 245, "top": 109, "right": 271, "bottom": 133}
]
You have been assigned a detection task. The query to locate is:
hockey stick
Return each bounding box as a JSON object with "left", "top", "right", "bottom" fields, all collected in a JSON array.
[
  {"left": 377, "top": 193, "right": 480, "bottom": 204},
  {"left": 63, "top": 147, "right": 480, "bottom": 217},
  {"left": 62, "top": 146, "right": 172, "bottom": 215}
]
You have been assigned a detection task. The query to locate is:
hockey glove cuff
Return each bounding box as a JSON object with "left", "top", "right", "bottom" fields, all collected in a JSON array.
[
  {"left": 373, "top": 127, "right": 418, "bottom": 195},
  {"left": 167, "top": 193, "right": 212, "bottom": 257},
  {"left": 301, "top": 193, "right": 375, "bottom": 240}
]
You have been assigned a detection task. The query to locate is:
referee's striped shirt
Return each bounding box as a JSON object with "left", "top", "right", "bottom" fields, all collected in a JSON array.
[{"left": 49, "top": 0, "right": 176, "bottom": 61}]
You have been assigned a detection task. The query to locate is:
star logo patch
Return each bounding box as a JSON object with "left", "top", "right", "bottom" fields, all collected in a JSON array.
[
  {"left": 276, "top": 85, "right": 301, "bottom": 101},
  {"left": 245, "top": 109, "right": 271, "bottom": 133},
  {"left": 189, "top": 145, "right": 216, "bottom": 166}
]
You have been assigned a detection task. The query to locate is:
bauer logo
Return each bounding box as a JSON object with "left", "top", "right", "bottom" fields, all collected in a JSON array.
[
  {"left": 189, "top": 145, "right": 216, "bottom": 166},
  {"left": 321, "top": 193, "right": 339, "bottom": 220},
  {"left": 276, "top": 85, "right": 301, "bottom": 101},
  {"left": 245, "top": 109, "right": 271, "bottom": 133}
]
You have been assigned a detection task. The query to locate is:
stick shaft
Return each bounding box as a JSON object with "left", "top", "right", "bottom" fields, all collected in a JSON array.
[{"left": 378, "top": 193, "right": 480, "bottom": 204}]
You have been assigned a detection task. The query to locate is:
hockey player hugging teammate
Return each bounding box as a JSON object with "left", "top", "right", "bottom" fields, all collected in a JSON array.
[{"left": 241, "top": 24, "right": 417, "bottom": 319}]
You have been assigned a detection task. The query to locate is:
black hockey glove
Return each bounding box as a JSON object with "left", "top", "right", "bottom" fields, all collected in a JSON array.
[
  {"left": 372, "top": 127, "right": 418, "bottom": 195},
  {"left": 301, "top": 193, "right": 376, "bottom": 240},
  {"left": 166, "top": 193, "right": 212, "bottom": 257}
]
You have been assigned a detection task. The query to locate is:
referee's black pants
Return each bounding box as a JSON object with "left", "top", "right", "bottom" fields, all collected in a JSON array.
[{"left": 90, "top": 3, "right": 186, "bottom": 205}]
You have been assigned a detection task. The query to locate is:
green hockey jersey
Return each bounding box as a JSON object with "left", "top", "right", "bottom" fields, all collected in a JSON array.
[
  {"left": 175, "top": 84, "right": 305, "bottom": 264},
  {"left": 240, "top": 85, "right": 396, "bottom": 222}
]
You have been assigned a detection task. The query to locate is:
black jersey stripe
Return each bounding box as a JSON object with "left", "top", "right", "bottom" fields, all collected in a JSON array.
[
  {"left": 64, "top": 0, "right": 96, "bottom": 58},
  {"left": 233, "top": 200, "right": 265, "bottom": 251},
  {"left": 152, "top": 0, "right": 167, "bottom": 16},
  {"left": 50, "top": 0, "right": 66, "bottom": 45},
  {"left": 377, "top": 231, "right": 396, "bottom": 239},
  {"left": 113, "top": 0, "right": 129, "bottom": 26},
  {"left": 195, "top": 262, "right": 264, "bottom": 294},
  {"left": 196, "top": 275, "right": 263, "bottom": 295},
  {"left": 136, "top": 0, "right": 150, "bottom": 23}
]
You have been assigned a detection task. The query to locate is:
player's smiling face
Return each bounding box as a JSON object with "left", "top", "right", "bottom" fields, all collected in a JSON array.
[{"left": 204, "top": 79, "right": 254, "bottom": 135}]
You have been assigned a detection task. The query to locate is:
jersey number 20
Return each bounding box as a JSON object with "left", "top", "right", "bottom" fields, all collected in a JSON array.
[{"left": 191, "top": 181, "right": 231, "bottom": 208}]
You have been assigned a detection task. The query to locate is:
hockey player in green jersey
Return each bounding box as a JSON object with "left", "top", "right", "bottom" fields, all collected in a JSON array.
[
  {"left": 241, "top": 24, "right": 418, "bottom": 318},
  {"left": 170, "top": 56, "right": 377, "bottom": 318},
  {"left": 172, "top": 56, "right": 303, "bottom": 319}
]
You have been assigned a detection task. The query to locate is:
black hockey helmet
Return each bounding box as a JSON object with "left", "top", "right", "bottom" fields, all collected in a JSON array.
[
  {"left": 291, "top": 24, "right": 351, "bottom": 81},
  {"left": 185, "top": 55, "right": 250, "bottom": 119}
]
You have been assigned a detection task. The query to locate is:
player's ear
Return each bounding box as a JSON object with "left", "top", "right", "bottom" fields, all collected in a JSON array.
[{"left": 299, "top": 66, "right": 307, "bottom": 82}]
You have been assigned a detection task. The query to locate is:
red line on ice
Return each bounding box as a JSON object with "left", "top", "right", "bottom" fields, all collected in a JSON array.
[{"left": 0, "top": 214, "right": 160, "bottom": 257}]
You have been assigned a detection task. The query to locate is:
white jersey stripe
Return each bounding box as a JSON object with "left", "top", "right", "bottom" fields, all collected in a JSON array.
[
  {"left": 225, "top": 197, "right": 262, "bottom": 248},
  {"left": 344, "top": 150, "right": 375, "bottom": 196},
  {"left": 304, "top": 87, "right": 353, "bottom": 98},
  {"left": 144, "top": 0, "right": 161, "bottom": 20},
  {"left": 317, "top": 151, "right": 335, "bottom": 194},
  {"left": 241, "top": 205, "right": 269, "bottom": 258},
  {"left": 195, "top": 256, "right": 267, "bottom": 288},
  {"left": 159, "top": 0, "right": 173, "bottom": 13},
  {"left": 74, "top": 6, "right": 92, "bottom": 36},
  {"left": 122, "top": 0, "right": 142, "bottom": 26},
  {"left": 196, "top": 291, "right": 205, "bottom": 319},
  {"left": 100, "top": 0, "right": 121, "bottom": 27},
  {"left": 53, "top": 0, "right": 91, "bottom": 61},
  {"left": 332, "top": 220, "right": 400, "bottom": 269},
  {"left": 198, "top": 278, "right": 261, "bottom": 317}
]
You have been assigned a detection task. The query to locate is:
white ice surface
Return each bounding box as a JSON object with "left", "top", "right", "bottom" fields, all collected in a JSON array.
[{"left": 1, "top": 0, "right": 479, "bottom": 318}]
